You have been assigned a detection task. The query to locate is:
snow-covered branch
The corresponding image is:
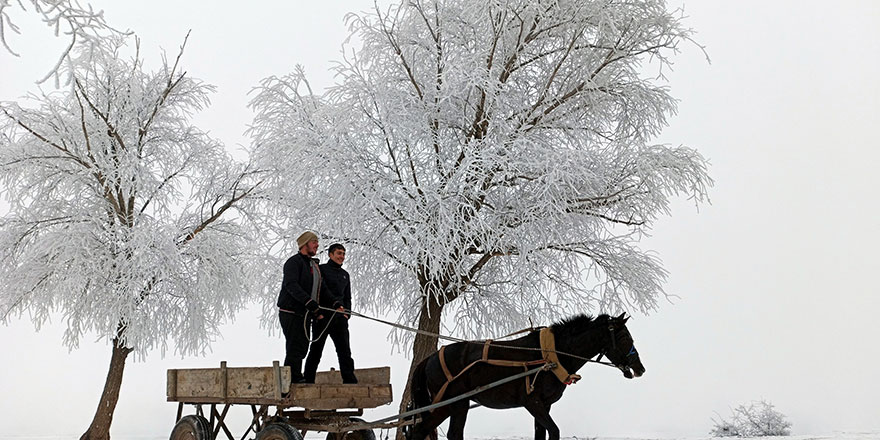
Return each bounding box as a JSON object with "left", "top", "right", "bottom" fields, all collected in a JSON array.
[
  {"left": 1, "top": 0, "right": 127, "bottom": 84},
  {"left": 250, "top": 0, "right": 712, "bottom": 346},
  {"left": 0, "top": 35, "right": 272, "bottom": 357}
]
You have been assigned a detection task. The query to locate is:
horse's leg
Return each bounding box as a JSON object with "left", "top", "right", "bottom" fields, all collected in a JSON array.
[
  {"left": 524, "top": 401, "right": 559, "bottom": 440},
  {"left": 446, "top": 401, "right": 470, "bottom": 440},
  {"left": 408, "top": 406, "right": 452, "bottom": 440},
  {"left": 533, "top": 417, "right": 547, "bottom": 440}
]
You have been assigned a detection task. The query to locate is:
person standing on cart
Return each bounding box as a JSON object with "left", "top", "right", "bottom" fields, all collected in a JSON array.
[
  {"left": 277, "top": 231, "right": 343, "bottom": 384},
  {"left": 303, "top": 243, "right": 358, "bottom": 384}
]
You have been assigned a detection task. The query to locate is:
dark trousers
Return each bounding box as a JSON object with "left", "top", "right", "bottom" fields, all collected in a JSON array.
[
  {"left": 303, "top": 315, "right": 357, "bottom": 383},
  {"left": 279, "top": 310, "right": 310, "bottom": 383}
]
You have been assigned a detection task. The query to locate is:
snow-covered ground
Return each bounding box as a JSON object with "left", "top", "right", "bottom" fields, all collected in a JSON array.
[
  {"left": 473, "top": 435, "right": 880, "bottom": 440},
  {"left": 3, "top": 434, "right": 879, "bottom": 440},
  {"left": 385, "top": 434, "right": 874, "bottom": 440}
]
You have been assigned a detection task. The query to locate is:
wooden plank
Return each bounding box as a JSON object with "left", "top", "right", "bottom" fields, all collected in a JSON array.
[
  {"left": 220, "top": 361, "right": 228, "bottom": 399},
  {"left": 167, "top": 364, "right": 389, "bottom": 409},
  {"left": 321, "top": 386, "right": 370, "bottom": 399},
  {"left": 168, "top": 396, "right": 271, "bottom": 405},
  {"left": 164, "top": 384, "right": 393, "bottom": 410},
  {"left": 285, "top": 384, "right": 393, "bottom": 409},
  {"left": 315, "top": 367, "right": 390, "bottom": 385},
  {"left": 167, "top": 370, "right": 178, "bottom": 400},
  {"left": 168, "top": 364, "right": 291, "bottom": 401},
  {"left": 289, "top": 385, "right": 321, "bottom": 400},
  {"left": 272, "top": 361, "right": 282, "bottom": 400},
  {"left": 283, "top": 409, "right": 363, "bottom": 419},
  {"left": 227, "top": 367, "right": 292, "bottom": 398},
  {"left": 173, "top": 368, "right": 222, "bottom": 399},
  {"left": 370, "top": 385, "right": 392, "bottom": 399},
  {"left": 285, "top": 396, "right": 392, "bottom": 410}
]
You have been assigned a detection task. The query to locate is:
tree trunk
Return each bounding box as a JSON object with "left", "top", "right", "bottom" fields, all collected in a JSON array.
[
  {"left": 80, "top": 337, "right": 132, "bottom": 440},
  {"left": 396, "top": 297, "right": 444, "bottom": 440}
]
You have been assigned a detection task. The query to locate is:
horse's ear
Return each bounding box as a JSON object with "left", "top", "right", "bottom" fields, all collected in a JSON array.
[{"left": 616, "top": 313, "right": 629, "bottom": 325}]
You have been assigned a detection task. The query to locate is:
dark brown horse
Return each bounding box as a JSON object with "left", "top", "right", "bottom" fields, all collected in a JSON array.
[{"left": 405, "top": 313, "right": 645, "bottom": 440}]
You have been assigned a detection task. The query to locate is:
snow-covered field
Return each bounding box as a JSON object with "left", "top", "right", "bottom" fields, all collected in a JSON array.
[
  {"left": 474, "top": 436, "right": 880, "bottom": 440},
  {"left": 3, "top": 434, "right": 879, "bottom": 440},
  {"left": 429, "top": 433, "right": 835, "bottom": 439}
]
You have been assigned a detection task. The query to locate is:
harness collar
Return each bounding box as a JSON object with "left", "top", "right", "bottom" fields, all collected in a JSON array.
[{"left": 540, "top": 328, "right": 581, "bottom": 385}]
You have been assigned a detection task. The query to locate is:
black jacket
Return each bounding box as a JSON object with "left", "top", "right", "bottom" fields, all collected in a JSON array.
[
  {"left": 277, "top": 253, "right": 341, "bottom": 314},
  {"left": 319, "top": 260, "right": 352, "bottom": 311}
]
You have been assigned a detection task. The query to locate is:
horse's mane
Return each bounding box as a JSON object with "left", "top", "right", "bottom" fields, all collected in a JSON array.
[{"left": 548, "top": 313, "right": 611, "bottom": 339}]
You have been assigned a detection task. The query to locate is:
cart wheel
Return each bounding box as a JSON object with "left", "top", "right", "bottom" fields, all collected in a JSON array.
[
  {"left": 257, "top": 422, "right": 304, "bottom": 440},
  {"left": 169, "top": 415, "right": 211, "bottom": 440},
  {"left": 325, "top": 418, "right": 376, "bottom": 440}
]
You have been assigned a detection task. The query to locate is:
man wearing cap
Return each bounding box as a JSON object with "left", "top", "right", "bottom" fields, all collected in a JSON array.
[
  {"left": 277, "top": 231, "right": 343, "bottom": 384},
  {"left": 303, "top": 243, "right": 358, "bottom": 384}
]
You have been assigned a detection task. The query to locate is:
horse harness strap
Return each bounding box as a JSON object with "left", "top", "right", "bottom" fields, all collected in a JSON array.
[
  {"left": 433, "top": 341, "right": 545, "bottom": 405},
  {"left": 431, "top": 331, "right": 579, "bottom": 406},
  {"left": 539, "top": 328, "right": 581, "bottom": 385}
]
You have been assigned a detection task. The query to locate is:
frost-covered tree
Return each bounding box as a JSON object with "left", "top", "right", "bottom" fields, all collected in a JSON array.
[
  {"left": 249, "top": 0, "right": 711, "bottom": 415},
  {"left": 0, "top": 35, "right": 269, "bottom": 440},
  {"left": 1, "top": 0, "right": 123, "bottom": 84},
  {"left": 711, "top": 400, "right": 793, "bottom": 437}
]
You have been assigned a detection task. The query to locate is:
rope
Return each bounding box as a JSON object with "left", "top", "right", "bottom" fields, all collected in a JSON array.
[
  {"left": 318, "top": 305, "right": 468, "bottom": 343},
  {"left": 317, "top": 305, "right": 617, "bottom": 368},
  {"left": 303, "top": 309, "right": 337, "bottom": 343}
]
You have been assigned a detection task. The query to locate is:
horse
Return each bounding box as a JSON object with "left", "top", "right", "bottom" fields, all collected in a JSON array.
[{"left": 405, "top": 313, "right": 645, "bottom": 440}]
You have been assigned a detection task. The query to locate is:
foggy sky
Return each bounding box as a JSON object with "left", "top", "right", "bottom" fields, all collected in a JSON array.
[{"left": 1, "top": 1, "right": 878, "bottom": 438}]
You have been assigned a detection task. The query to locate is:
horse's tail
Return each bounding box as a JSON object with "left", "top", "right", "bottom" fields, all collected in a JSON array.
[
  {"left": 403, "top": 356, "right": 433, "bottom": 440},
  {"left": 410, "top": 355, "right": 432, "bottom": 410}
]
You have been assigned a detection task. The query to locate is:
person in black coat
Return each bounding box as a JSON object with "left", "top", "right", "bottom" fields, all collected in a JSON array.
[
  {"left": 303, "top": 243, "right": 358, "bottom": 384},
  {"left": 277, "top": 231, "right": 343, "bottom": 384}
]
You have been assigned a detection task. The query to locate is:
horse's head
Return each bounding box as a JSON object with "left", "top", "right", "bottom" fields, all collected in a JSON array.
[{"left": 602, "top": 313, "right": 645, "bottom": 379}]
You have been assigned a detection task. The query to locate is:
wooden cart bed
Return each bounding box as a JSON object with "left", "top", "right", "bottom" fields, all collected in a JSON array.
[{"left": 167, "top": 361, "right": 393, "bottom": 410}]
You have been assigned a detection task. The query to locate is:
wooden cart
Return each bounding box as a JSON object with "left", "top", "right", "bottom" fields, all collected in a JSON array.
[{"left": 167, "top": 361, "right": 396, "bottom": 440}]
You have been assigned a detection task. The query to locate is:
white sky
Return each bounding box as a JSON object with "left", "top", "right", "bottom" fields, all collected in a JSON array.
[{"left": 1, "top": 1, "right": 879, "bottom": 439}]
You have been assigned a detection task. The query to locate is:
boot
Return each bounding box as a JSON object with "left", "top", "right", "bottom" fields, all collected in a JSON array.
[
  {"left": 341, "top": 372, "right": 358, "bottom": 384},
  {"left": 303, "top": 355, "right": 320, "bottom": 383},
  {"left": 303, "top": 369, "right": 316, "bottom": 384},
  {"left": 289, "top": 359, "right": 306, "bottom": 385},
  {"left": 340, "top": 358, "right": 358, "bottom": 384}
]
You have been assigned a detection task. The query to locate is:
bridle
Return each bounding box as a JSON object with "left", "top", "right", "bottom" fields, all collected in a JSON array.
[{"left": 595, "top": 323, "right": 639, "bottom": 370}]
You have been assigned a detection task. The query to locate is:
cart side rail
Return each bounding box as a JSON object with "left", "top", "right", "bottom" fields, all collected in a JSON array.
[
  {"left": 168, "top": 361, "right": 291, "bottom": 402},
  {"left": 314, "top": 366, "right": 389, "bottom": 385}
]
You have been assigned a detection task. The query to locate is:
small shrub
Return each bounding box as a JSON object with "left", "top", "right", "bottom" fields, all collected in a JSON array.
[{"left": 710, "top": 399, "right": 792, "bottom": 437}]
